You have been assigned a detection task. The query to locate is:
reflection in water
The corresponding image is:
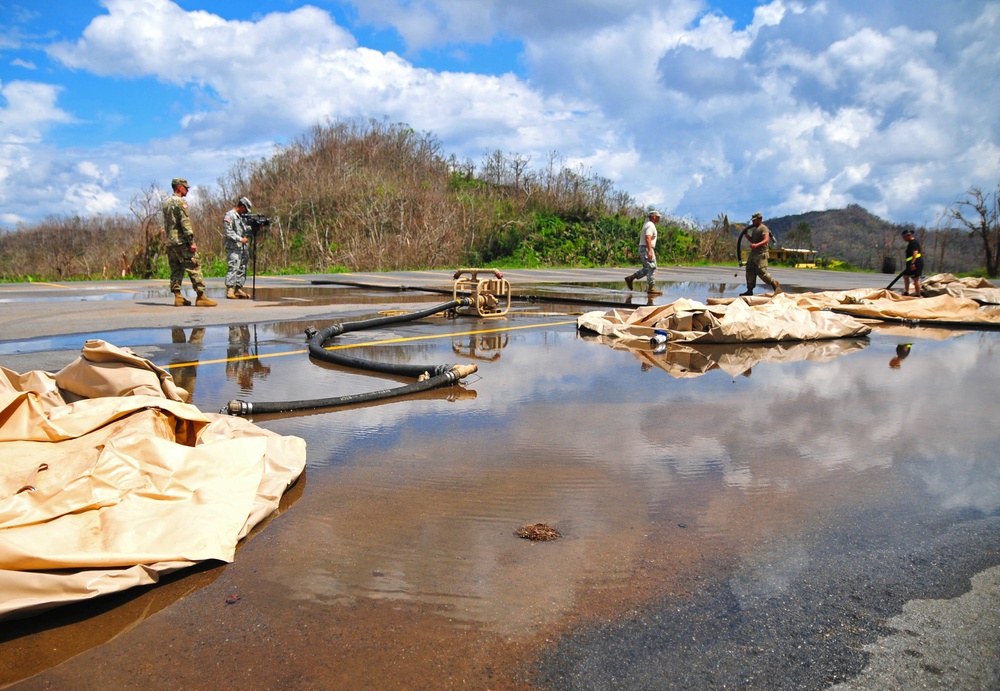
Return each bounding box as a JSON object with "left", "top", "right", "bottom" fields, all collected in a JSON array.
[
  {"left": 889, "top": 342, "right": 912, "bottom": 369},
  {"left": 245, "top": 383, "right": 479, "bottom": 422},
  {"left": 452, "top": 332, "right": 510, "bottom": 362},
  {"left": 9, "top": 317, "right": 997, "bottom": 680},
  {"left": 0, "top": 477, "right": 305, "bottom": 687},
  {"left": 226, "top": 324, "right": 272, "bottom": 392},
  {"left": 243, "top": 326, "right": 999, "bottom": 640},
  {"left": 625, "top": 294, "right": 655, "bottom": 308},
  {"left": 580, "top": 331, "right": 870, "bottom": 378},
  {"left": 169, "top": 327, "right": 204, "bottom": 401}
]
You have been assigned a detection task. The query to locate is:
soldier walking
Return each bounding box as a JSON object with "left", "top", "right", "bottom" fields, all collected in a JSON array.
[
  {"left": 625, "top": 209, "right": 664, "bottom": 296},
  {"left": 741, "top": 212, "right": 781, "bottom": 296}
]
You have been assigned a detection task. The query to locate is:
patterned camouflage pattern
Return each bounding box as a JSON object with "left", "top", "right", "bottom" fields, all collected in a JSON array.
[
  {"left": 223, "top": 208, "right": 250, "bottom": 289},
  {"left": 166, "top": 244, "right": 206, "bottom": 294},
  {"left": 162, "top": 193, "right": 195, "bottom": 247},
  {"left": 626, "top": 218, "right": 659, "bottom": 289},
  {"left": 163, "top": 191, "right": 204, "bottom": 294},
  {"left": 745, "top": 222, "right": 777, "bottom": 291}
]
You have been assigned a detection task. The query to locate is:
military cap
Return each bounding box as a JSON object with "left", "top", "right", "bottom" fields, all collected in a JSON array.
[
  {"left": 751, "top": 212, "right": 763, "bottom": 220},
  {"left": 171, "top": 178, "right": 190, "bottom": 189}
]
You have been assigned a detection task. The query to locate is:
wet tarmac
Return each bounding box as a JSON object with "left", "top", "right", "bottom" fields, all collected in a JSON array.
[{"left": 1, "top": 267, "right": 998, "bottom": 690}]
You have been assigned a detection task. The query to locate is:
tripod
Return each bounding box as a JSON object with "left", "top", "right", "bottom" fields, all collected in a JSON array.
[{"left": 250, "top": 232, "right": 258, "bottom": 300}]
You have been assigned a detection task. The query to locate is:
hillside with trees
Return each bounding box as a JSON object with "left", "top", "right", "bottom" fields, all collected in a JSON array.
[
  {"left": 766, "top": 205, "right": 983, "bottom": 275},
  {"left": 0, "top": 118, "right": 994, "bottom": 281}
]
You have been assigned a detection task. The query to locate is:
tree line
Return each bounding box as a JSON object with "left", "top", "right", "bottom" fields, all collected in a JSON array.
[{"left": 0, "top": 118, "right": 997, "bottom": 281}]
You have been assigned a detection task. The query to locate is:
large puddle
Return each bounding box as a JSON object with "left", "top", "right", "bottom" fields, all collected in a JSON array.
[{"left": 2, "top": 282, "right": 999, "bottom": 687}]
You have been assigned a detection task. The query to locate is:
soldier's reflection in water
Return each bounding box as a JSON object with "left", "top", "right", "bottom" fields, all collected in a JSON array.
[
  {"left": 169, "top": 327, "right": 205, "bottom": 402},
  {"left": 227, "top": 324, "right": 271, "bottom": 391},
  {"left": 625, "top": 294, "right": 655, "bottom": 307},
  {"left": 889, "top": 343, "right": 912, "bottom": 369}
]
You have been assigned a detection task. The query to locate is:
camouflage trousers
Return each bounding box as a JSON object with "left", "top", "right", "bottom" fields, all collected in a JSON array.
[
  {"left": 627, "top": 249, "right": 658, "bottom": 289},
  {"left": 745, "top": 252, "right": 776, "bottom": 291},
  {"left": 167, "top": 244, "right": 206, "bottom": 294},
  {"left": 225, "top": 244, "right": 249, "bottom": 289}
]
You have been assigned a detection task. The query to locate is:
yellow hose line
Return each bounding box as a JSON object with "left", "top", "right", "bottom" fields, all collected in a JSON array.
[{"left": 164, "top": 319, "right": 577, "bottom": 369}]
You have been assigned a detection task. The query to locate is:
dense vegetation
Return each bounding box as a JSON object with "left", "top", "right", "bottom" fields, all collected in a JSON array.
[
  {"left": 767, "top": 205, "right": 983, "bottom": 275},
  {"left": 0, "top": 118, "right": 994, "bottom": 281}
]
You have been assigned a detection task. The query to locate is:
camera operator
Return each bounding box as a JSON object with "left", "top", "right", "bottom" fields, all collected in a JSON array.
[{"left": 223, "top": 197, "right": 253, "bottom": 299}]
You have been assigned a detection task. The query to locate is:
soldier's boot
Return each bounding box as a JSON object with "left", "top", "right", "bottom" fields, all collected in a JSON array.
[
  {"left": 235, "top": 288, "right": 251, "bottom": 299},
  {"left": 226, "top": 287, "right": 238, "bottom": 299},
  {"left": 173, "top": 291, "right": 191, "bottom": 307},
  {"left": 195, "top": 292, "right": 218, "bottom": 307}
]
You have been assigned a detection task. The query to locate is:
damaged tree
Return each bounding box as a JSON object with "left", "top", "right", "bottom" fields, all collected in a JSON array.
[
  {"left": 127, "top": 182, "right": 164, "bottom": 278},
  {"left": 950, "top": 183, "right": 1000, "bottom": 277}
]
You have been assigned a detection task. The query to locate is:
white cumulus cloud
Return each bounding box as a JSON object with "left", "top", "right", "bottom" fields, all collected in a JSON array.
[{"left": 0, "top": 0, "right": 995, "bottom": 226}]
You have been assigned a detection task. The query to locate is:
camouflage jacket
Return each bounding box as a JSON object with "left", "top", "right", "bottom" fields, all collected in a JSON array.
[
  {"left": 223, "top": 208, "right": 250, "bottom": 249},
  {"left": 749, "top": 223, "right": 770, "bottom": 256},
  {"left": 163, "top": 194, "right": 195, "bottom": 246}
]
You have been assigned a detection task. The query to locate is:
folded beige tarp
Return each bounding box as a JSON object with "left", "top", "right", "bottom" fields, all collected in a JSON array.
[
  {"left": 578, "top": 295, "right": 873, "bottom": 345},
  {"left": 0, "top": 340, "right": 306, "bottom": 620},
  {"left": 921, "top": 273, "right": 1000, "bottom": 304},
  {"left": 785, "top": 287, "right": 1000, "bottom": 326},
  {"left": 578, "top": 276, "right": 1000, "bottom": 346}
]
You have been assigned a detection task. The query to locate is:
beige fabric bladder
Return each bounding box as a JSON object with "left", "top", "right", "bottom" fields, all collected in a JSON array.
[
  {"left": 787, "top": 288, "right": 1000, "bottom": 325},
  {"left": 54, "top": 338, "right": 192, "bottom": 403},
  {"left": 578, "top": 294, "right": 873, "bottom": 345},
  {"left": 579, "top": 279, "right": 1000, "bottom": 347},
  {"left": 920, "top": 273, "right": 1000, "bottom": 304},
  {"left": 0, "top": 341, "right": 306, "bottom": 620}
]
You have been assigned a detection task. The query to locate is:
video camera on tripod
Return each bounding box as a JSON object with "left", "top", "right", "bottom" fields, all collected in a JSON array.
[
  {"left": 236, "top": 199, "right": 270, "bottom": 299},
  {"left": 240, "top": 213, "right": 271, "bottom": 236}
]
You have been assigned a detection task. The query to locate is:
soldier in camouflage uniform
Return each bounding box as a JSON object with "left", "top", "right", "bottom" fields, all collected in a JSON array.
[
  {"left": 740, "top": 212, "right": 781, "bottom": 296},
  {"left": 223, "top": 197, "right": 252, "bottom": 299},
  {"left": 162, "top": 178, "right": 216, "bottom": 307},
  {"left": 624, "top": 209, "right": 663, "bottom": 295}
]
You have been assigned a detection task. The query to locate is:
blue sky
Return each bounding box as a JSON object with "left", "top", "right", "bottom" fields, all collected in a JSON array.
[{"left": 1, "top": 0, "right": 998, "bottom": 228}]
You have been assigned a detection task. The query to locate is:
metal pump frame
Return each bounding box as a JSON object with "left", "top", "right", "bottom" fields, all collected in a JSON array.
[{"left": 451, "top": 268, "right": 511, "bottom": 317}]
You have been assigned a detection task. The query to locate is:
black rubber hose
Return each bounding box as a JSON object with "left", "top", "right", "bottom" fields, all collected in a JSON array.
[
  {"left": 307, "top": 299, "right": 469, "bottom": 377},
  {"left": 223, "top": 368, "right": 471, "bottom": 416},
  {"left": 223, "top": 299, "right": 477, "bottom": 416},
  {"left": 736, "top": 228, "right": 749, "bottom": 268},
  {"left": 885, "top": 269, "right": 906, "bottom": 290}
]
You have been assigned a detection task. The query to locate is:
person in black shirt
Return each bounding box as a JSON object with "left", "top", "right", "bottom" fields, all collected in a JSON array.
[{"left": 901, "top": 229, "right": 923, "bottom": 297}]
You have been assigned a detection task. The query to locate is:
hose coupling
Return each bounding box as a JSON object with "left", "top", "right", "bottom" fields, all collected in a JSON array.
[
  {"left": 223, "top": 399, "right": 252, "bottom": 416},
  {"left": 451, "top": 363, "right": 479, "bottom": 379}
]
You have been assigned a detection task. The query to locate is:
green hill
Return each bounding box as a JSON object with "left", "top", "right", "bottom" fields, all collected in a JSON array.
[{"left": 766, "top": 205, "right": 981, "bottom": 275}]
